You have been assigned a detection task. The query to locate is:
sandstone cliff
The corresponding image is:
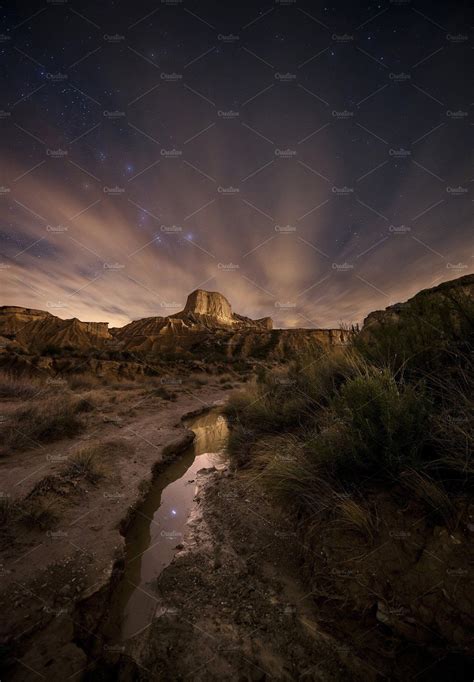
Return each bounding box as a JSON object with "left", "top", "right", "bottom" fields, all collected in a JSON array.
[
  {"left": 174, "top": 289, "right": 273, "bottom": 330},
  {"left": 0, "top": 289, "right": 347, "bottom": 359},
  {"left": 111, "top": 290, "right": 344, "bottom": 357}
]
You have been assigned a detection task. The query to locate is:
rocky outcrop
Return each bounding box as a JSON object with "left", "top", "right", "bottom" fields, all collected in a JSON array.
[
  {"left": 174, "top": 289, "right": 272, "bottom": 331},
  {"left": 111, "top": 289, "right": 270, "bottom": 343},
  {"left": 361, "top": 273, "right": 474, "bottom": 334},
  {"left": 183, "top": 289, "right": 233, "bottom": 322},
  {"left": 112, "top": 290, "right": 277, "bottom": 355}
]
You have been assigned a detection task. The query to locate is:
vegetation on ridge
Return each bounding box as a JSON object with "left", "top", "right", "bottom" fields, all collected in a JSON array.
[{"left": 225, "top": 287, "right": 474, "bottom": 525}]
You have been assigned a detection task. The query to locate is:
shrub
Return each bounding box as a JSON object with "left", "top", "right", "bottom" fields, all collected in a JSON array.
[
  {"left": 325, "top": 369, "right": 430, "bottom": 477},
  {"left": 226, "top": 342, "right": 470, "bottom": 524}
]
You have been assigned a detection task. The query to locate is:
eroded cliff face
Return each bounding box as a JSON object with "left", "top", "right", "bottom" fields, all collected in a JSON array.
[
  {"left": 183, "top": 289, "right": 233, "bottom": 322},
  {"left": 0, "top": 306, "right": 112, "bottom": 352},
  {"left": 0, "top": 289, "right": 346, "bottom": 358},
  {"left": 111, "top": 291, "right": 347, "bottom": 358},
  {"left": 0, "top": 306, "right": 53, "bottom": 336}
]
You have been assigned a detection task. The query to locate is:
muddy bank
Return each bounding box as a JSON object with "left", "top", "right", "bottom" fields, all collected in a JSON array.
[
  {"left": 0, "top": 384, "right": 234, "bottom": 681},
  {"left": 76, "top": 408, "right": 229, "bottom": 656},
  {"left": 87, "top": 466, "right": 371, "bottom": 681}
]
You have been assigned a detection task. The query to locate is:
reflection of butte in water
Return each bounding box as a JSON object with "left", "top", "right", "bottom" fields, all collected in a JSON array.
[{"left": 118, "top": 409, "right": 229, "bottom": 640}]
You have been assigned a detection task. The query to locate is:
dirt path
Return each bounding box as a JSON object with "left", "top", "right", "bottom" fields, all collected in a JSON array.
[{"left": 0, "top": 383, "right": 234, "bottom": 681}]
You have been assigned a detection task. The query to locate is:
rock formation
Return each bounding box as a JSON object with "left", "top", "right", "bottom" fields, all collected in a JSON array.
[
  {"left": 176, "top": 289, "right": 272, "bottom": 330},
  {"left": 0, "top": 289, "right": 348, "bottom": 359},
  {"left": 0, "top": 306, "right": 112, "bottom": 353},
  {"left": 183, "top": 289, "right": 234, "bottom": 322}
]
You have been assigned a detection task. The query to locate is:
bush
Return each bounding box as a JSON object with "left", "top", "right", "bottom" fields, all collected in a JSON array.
[{"left": 325, "top": 369, "right": 430, "bottom": 477}]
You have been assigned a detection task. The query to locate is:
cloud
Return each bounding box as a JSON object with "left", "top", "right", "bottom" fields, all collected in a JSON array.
[{"left": 0, "top": 146, "right": 472, "bottom": 329}]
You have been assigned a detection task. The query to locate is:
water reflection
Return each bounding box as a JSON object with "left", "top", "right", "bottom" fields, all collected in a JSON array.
[{"left": 118, "top": 409, "right": 228, "bottom": 640}]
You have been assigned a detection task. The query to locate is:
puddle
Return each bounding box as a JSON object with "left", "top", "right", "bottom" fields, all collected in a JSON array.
[{"left": 114, "top": 408, "right": 228, "bottom": 641}]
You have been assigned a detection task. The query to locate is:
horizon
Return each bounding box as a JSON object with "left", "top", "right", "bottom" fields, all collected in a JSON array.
[{"left": 3, "top": 273, "right": 472, "bottom": 330}]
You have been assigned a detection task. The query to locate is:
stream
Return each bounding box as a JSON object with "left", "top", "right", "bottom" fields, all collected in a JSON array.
[{"left": 114, "top": 408, "right": 229, "bottom": 641}]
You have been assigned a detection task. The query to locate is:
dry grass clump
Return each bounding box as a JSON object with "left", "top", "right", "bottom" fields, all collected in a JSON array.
[
  {"left": 0, "top": 496, "right": 19, "bottom": 526},
  {"left": 64, "top": 446, "right": 105, "bottom": 483},
  {"left": 67, "top": 374, "right": 103, "bottom": 391},
  {"left": 1, "top": 493, "right": 59, "bottom": 532},
  {"left": 189, "top": 373, "right": 208, "bottom": 388},
  {"left": 0, "top": 396, "right": 86, "bottom": 453},
  {"left": 63, "top": 439, "right": 132, "bottom": 483},
  {"left": 150, "top": 386, "right": 177, "bottom": 401},
  {"left": 0, "top": 372, "right": 44, "bottom": 400},
  {"left": 335, "top": 496, "right": 378, "bottom": 541},
  {"left": 400, "top": 469, "right": 455, "bottom": 527},
  {"left": 218, "top": 373, "right": 235, "bottom": 384}
]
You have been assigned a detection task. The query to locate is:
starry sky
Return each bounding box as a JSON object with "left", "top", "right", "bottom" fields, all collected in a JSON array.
[{"left": 0, "top": 0, "right": 472, "bottom": 328}]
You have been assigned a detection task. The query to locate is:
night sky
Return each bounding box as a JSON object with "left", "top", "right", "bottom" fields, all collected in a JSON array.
[{"left": 0, "top": 0, "right": 472, "bottom": 328}]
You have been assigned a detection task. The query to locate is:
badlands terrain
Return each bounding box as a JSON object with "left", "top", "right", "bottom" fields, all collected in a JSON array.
[
  {"left": 0, "top": 277, "right": 473, "bottom": 681},
  {"left": 0, "top": 288, "right": 349, "bottom": 371}
]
